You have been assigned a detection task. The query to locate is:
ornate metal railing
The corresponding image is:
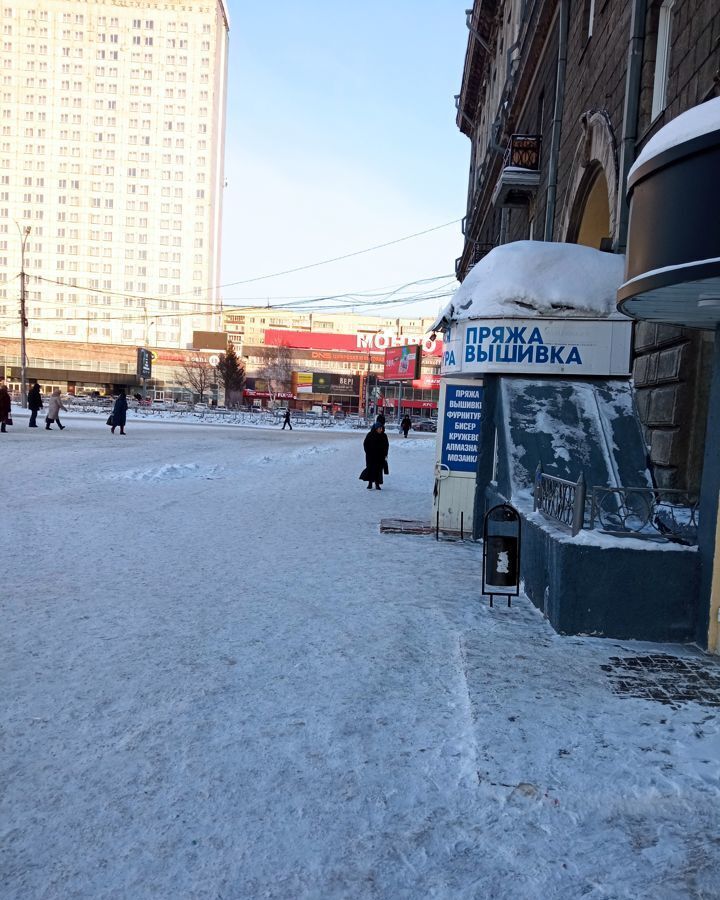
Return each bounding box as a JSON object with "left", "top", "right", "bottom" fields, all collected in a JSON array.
[
  {"left": 534, "top": 464, "right": 586, "bottom": 536},
  {"left": 533, "top": 461, "right": 699, "bottom": 545},
  {"left": 504, "top": 134, "right": 542, "bottom": 170},
  {"left": 590, "top": 487, "right": 699, "bottom": 544}
]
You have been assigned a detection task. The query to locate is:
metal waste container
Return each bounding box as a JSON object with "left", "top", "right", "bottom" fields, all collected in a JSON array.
[{"left": 482, "top": 504, "right": 521, "bottom": 606}]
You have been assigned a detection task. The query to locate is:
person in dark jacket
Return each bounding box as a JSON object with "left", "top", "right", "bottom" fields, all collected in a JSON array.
[
  {"left": 27, "top": 380, "right": 43, "bottom": 427},
  {"left": 281, "top": 409, "right": 293, "bottom": 430},
  {"left": 361, "top": 422, "right": 389, "bottom": 490},
  {"left": 401, "top": 414, "right": 412, "bottom": 438},
  {"left": 375, "top": 412, "right": 386, "bottom": 427},
  {"left": 110, "top": 389, "right": 128, "bottom": 435},
  {"left": 0, "top": 383, "right": 11, "bottom": 433}
]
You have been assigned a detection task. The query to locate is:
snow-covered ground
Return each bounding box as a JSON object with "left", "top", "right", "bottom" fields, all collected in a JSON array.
[{"left": 1, "top": 417, "right": 719, "bottom": 899}]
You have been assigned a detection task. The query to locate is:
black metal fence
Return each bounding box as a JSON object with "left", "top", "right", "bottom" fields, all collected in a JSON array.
[{"left": 533, "top": 462, "right": 699, "bottom": 545}]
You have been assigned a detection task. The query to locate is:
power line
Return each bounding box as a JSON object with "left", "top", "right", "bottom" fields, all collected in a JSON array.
[
  {"left": 25, "top": 272, "right": 456, "bottom": 315},
  {"left": 217, "top": 219, "right": 462, "bottom": 288},
  {"left": 0, "top": 286, "right": 457, "bottom": 325},
  {"left": 25, "top": 217, "right": 461, "bottom": 307}
]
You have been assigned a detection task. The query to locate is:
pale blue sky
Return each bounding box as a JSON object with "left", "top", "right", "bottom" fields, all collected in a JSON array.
[{"left": 220, "top": 1, "right": 470, "bottom": 318}]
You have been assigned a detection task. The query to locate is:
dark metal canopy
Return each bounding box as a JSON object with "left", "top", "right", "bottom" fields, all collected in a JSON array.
[{"left": 617, "top": 128, "right": 720, "bottom": 328}]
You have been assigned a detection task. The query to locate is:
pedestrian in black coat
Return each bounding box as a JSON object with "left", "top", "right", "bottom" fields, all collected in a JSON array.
[
  {"left": 27, "top": 381, "right": 43, "bottom": 428},
  {"left": 0, "top": 384, "right": 11, "bottom": 433},
  {"left": 375, "top": 412, "right": 386, "bottom": 427},
  {"left": 401, "top": 415, "right": 412, "bottom": 438},
  {"left": 110, "top": 390, "right": 128, "bottom": 435},
  {"left": 361, "top": 423, "right": 389, "bottom": 490},
  {"left": 281, "top": 409, "right": 293, "bottom": 430}
]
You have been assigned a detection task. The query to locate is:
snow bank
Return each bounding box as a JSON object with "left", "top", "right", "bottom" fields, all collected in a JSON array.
[
  {"left": 432, "top": 241, "right": 625, "bottom": 328},
  {"left": 630, "top": 96, "right": 720, "bottom": 178}
]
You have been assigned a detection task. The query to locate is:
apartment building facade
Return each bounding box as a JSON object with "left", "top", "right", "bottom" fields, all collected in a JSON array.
[{"left": 0, "top": 0, "right": 229, "bottom": 349}]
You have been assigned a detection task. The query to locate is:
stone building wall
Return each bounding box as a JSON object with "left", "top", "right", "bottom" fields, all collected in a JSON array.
[{"left": 471, "top": 0, "right": 719, "bottom": 492}]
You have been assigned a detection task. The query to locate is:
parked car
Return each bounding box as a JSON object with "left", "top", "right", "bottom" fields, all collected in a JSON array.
[{"left": 412, "top": 418, "right": 437, "bottom": 432}]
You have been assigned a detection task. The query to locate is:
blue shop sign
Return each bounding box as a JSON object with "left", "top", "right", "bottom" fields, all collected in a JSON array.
[{"left": 441, "top": 383, "right": 483, "bottom": 472}]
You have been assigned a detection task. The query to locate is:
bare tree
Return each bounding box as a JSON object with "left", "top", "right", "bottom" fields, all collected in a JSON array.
[
  {"left": 256, "top": 343, "right": 293, "bottom": 405},
  {"left": 176, "top": 352, "right": 216, "bottom": 403}
]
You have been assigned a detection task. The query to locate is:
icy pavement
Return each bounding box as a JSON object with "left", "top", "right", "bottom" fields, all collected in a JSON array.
[{"left": 1, "top": 418, "right": 719, "bottom": 899}]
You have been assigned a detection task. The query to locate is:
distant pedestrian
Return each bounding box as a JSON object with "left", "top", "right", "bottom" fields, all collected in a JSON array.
[
  {"left": 110, "top": 389, "right": 128, "bottom": 435},
  {"left": 401, "top": 414, "right": 412, "bottom": 438},
  {"left": 45, "top": 388, "right": 67, "bottom": 430},
  {"left": 376, "top": 412, "right": 386, "bottom": 427},
  {"left": 0, "top": 383, "right": 11, "bottom": 433},
  {"left": 28, "top": 380, "right": 43, "bottom": 427},
  {"left": 360, "top": 422, "right": 389, "bottom": 490},
  {"left": 281, "top": 409, "right": 293, "bottom": 430}
]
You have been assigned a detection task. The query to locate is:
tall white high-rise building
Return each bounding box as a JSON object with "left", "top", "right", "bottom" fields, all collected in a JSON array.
[{"left": 0, "top": 0, "right": 229, "bottom": 349}]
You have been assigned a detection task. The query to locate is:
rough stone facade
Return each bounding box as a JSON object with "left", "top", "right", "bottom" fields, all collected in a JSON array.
[{"left": 457, "top": 0, "right": 720, "bottom": 493}]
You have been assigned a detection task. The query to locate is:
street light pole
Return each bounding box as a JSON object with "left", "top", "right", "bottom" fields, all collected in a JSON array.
[
  {"left": 17, "top": 224, "right": 30, "bottom": 409},
  {"left": 364, "top": 352, "right": 371, "bottom": 421}
]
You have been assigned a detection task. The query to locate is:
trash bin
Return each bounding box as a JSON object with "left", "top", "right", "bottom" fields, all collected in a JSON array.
[
  {"left": 482, "top": 503, "right": 521, "bottom": 606},
  {"left": 485, "top": 534, "right": 518, "bottom": 588}
]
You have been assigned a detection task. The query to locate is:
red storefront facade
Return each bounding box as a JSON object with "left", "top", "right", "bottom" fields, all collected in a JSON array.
[{"left": 243, "top": 329, "right": 443, "bottom": 415}]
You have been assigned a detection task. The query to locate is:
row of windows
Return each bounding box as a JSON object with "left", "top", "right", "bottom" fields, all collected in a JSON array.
[{"left": 5, "top": 11, "right": 212, "bottom": 35}]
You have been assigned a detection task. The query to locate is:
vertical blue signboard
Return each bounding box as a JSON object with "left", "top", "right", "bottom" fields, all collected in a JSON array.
[{"left": 441, "top": 383, "right": 483, "bottom": 472}]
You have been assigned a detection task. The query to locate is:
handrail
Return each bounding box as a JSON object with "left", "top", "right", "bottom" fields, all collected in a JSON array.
[{"left": 534, "top": 463, "right": 586, "bottom": 536}]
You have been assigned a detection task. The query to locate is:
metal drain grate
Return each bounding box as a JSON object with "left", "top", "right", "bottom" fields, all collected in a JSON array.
[{"left": 601, "top": 654, "right": 720, "bottom": 707}]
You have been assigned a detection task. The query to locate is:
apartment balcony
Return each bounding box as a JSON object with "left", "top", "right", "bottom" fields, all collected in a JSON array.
[
  {"left": 491, "top": 134, "right": 542, "bottom": 208},
  {"left": 455, "top": 241, "right": 495, "bottom": 281}
]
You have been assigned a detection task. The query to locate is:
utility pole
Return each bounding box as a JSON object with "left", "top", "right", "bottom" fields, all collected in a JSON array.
[
  {"left": 364, "top": 352, "right": 371, "bottom": 421},
  {"left": 17, "top": 224, "right": 30, "bottom": 409}
]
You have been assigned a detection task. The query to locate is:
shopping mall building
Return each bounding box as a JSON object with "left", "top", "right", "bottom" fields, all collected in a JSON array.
[{"left": 1, "top": 307, "right": 442, "bottom": 415}]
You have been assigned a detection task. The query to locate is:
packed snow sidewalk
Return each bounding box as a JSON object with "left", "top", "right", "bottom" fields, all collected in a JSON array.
[{"left": 1, "top": 419, "right": 719, "bottom": 899}]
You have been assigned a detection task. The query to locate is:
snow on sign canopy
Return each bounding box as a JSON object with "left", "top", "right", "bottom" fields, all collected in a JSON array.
[
  {"left": 629, "top": 96, "right": 720, "bottom": 178},
  {"left": 431, "top": 241, "right": 626, "bottom": 331}
]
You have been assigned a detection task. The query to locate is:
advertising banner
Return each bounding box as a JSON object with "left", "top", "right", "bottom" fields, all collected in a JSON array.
[
  {"left": 440, "top": 383, "right": 483, "bottom": 473},
  {"left": 330, "top": 374, "right": 359, "bottom": 395},
  {"left": 411, "top": 374, "right": 441, "bottom": 390},
  {"left": 296, "top": 372, "right": 313, "bottom": 394},
  {"left": 383, "top": 345, "right": 422, "bottom": 381},
  {"left": 312, "top": 373, "right": 332, "bottom": 393},
  {"left": 440, "top": 319, "right": 631, "bottom": 377},
  {"left": 136, "top": 347, "right": 152, "bottom": 379}
]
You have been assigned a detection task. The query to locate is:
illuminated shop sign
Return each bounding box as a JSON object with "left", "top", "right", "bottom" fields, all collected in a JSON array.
[
  {"left": 264, "top": 329, "right": 442, "bottom": 357},
  {"left": 440, "top": 319, "right": 631, "bottom": 377}
]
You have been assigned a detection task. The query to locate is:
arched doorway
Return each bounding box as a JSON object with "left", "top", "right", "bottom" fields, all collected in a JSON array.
[
  {"left": 575, "top": 166, "right": 611, "bottom": 248},
  {"left": 565, "top": 161, "right": 612, "bottom": 249},
  {"left": 560, "top": 110, "right": 618, "bottom": 248}
]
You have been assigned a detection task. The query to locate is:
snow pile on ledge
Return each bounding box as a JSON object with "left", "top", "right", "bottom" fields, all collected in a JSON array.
[
  {"left": 630, "top": 96, "right": 720, "bottom": 178},
  {"left": 432, "top": 241, "right": 625, "bottom": 328}
]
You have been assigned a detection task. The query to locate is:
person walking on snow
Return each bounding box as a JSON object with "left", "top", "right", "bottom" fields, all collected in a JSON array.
[
  {"left": 27, "top": 380, "right": 43, "bottom": 428},
  {"left": 281, "top": 409, "right": 292, "bottom": 430},
  {"left": 110, "top": 389, "right": 128, "bottom": 435},
  {"left": 45, "top": 388, "right": 67, "bottom": 430},
  {"left": 401, "top": 414, "right": 412, "bottom": 438},
  {"left": 0, "top": 383, "right": 12, "bottom": 433},
  {"left": 375, "top": 412, "right": 386, "bottom": 427},
  {"left": 360, "top": 422, "right": 389, "bottom": 490}
]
